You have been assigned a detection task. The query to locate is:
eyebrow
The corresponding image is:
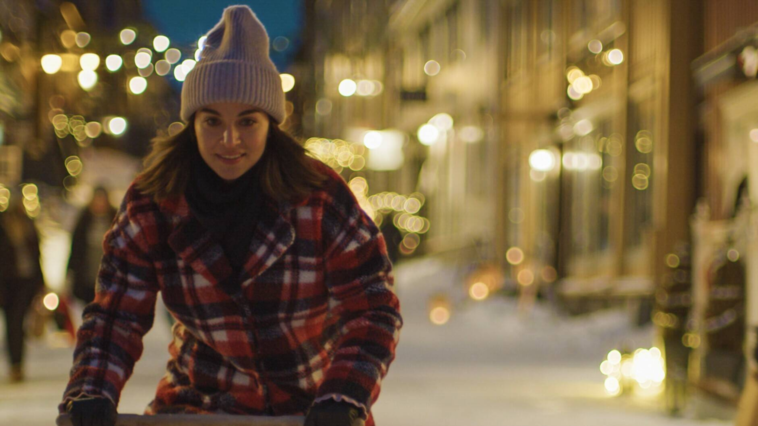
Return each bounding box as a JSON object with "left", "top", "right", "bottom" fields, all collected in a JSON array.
[{"left": 198, "top": 108, "right": 261, "bottom": 117}]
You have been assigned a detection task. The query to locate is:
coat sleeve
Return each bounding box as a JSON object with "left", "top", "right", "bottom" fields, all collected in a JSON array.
[
  {"left": 59, "top": 184, "right": 159, "bottom": 412},
  {"left": 315, "top": 171, "right": 403, "bottom": 416}
]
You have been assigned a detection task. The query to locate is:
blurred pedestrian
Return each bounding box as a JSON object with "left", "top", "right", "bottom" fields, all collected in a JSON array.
[
  {"left": 61, "top": 6, "right": 402, "bottom": 426},
  {"left": 67, "top": 186, "right": 116, "bottom": 305},
  {"left": 0, "top": 194, "right": 45, "bottom": 383}
]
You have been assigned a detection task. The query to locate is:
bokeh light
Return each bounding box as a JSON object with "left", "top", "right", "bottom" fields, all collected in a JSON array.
[
  {"left": 281, "top": 73, "right": 295, "bottom": 92},
  {"left": 339, "top": 79, "right": 357, "bottom": 97},
  {"left": 129, "top": 76, "right": 148, "bottom": 95},
  {"left": 120, "top": 28, "right": 137, "bottom": 45},
  {"left": 77, "top": 70, "right": 97, "bottom": 90},
  {"left": 153, "top": 35, "right": 170, "bottom": 52},
  {"left": 41, "top": 55, "right": 63, "bottom": 74},
  {"left": 105, "top": 54, "right": 123, "bottom": 72}
]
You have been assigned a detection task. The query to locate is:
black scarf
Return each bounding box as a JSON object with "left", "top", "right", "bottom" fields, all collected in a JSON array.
[{"left": 185, "top": 149, "right": 264, "bottom": 275}]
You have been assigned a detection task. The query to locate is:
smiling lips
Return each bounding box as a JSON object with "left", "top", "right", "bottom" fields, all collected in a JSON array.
[{"left": 216, "top": 153, "right": 245, "bottom": 164}]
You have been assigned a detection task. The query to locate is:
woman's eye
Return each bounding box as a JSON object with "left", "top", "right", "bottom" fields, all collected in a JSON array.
[
  {"left": 204, "top": 117, "right": 220, "bottom": 126},
  {"left": 240, "top": 118, "right": 257, "bottom": 126}
]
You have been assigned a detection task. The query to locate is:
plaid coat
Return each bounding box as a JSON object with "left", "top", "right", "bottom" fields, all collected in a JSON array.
[{"left": 61, "top": 165, "right": 402, "bottom": 425}]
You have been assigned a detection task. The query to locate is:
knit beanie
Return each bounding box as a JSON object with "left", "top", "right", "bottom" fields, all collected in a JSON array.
[{"left": 180, "top": 5, "right": 285, "bottom": 123}]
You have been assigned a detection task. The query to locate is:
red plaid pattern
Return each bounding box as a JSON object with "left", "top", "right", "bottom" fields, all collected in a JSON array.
[{"left": 60, "top": 164, "right": 402, "bottom": 426}]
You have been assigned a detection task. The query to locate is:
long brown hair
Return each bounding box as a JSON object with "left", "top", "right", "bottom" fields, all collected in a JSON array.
[{"left": 136, "top": 116, "right": 326, "bottom": 202}]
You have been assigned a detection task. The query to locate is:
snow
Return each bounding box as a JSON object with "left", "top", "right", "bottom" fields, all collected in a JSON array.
[{"left": 0, "top": 256, "right": 735, "bottom": 425}]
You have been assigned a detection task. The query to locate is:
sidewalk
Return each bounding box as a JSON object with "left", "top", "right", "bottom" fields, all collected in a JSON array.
[{"left": 0, "top": 257, "right": 735, "bottom": 426}]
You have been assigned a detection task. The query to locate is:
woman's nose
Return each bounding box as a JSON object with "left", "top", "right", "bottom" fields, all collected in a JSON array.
[{"left": 221, "top": 128, "right": 241, "bottom": 146}]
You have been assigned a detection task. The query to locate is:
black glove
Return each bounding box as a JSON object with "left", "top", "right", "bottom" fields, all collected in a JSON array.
[
  {"left": 66, "top": 396, "right": 117, "bottom": 426},
  {"left": 305, "top": 399, "right": 365, "bottom": 426}
]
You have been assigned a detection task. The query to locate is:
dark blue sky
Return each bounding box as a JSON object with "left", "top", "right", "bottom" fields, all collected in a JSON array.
[{"left": 142, "top": 1, "right": 303, "bottom": 71}]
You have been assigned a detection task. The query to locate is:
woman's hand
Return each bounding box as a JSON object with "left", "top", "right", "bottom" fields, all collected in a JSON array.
[
  {"left": 66, "top": 396, "right": 117, "bottom": 426},
  {"left": 305, "top": 400, "right": 364, "bottom": 426}
]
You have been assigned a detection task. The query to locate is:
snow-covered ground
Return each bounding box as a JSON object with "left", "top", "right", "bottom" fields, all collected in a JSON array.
[{"left": 0, "top": 256, "right": 735, "bottom": 425}]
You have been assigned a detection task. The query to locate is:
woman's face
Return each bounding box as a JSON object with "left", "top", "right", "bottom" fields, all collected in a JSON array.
[{"left": 194, "top": 102, "right": 270, "bottom": 181}]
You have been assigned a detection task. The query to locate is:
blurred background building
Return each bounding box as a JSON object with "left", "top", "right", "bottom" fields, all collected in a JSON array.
[{"left": 4, "top": 0, "right": 758, "bottom": 420}]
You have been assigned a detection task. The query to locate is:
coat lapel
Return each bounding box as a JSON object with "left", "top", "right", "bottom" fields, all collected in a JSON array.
[
  {"left": 161, "top": 193, "right": 296, "bottom": 294},
  {"left": 239, "top": 197, "right": 296, "bottom": 287},
  {"left": 163, "top": 195, "right": 237, "bottom": 295}
]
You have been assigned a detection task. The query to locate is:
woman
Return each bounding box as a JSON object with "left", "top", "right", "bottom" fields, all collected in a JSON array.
[
  {"left": 67, "top": 186, "right": 117, "bottom": 305},
  {"left": 0, "top": 195, "right": 45, "bottom": 383},
  {"left": 60, "top": 6, "right": 402, "bottom": 426}
]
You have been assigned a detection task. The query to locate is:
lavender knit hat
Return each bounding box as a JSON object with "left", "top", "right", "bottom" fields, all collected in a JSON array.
[{"left": 180, "top": 5, "right": 285, "bottom": 123}]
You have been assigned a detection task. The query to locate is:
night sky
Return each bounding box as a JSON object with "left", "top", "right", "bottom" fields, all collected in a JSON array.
[{"left": 142, "top": 0, "right": 303, "bottom": 72}]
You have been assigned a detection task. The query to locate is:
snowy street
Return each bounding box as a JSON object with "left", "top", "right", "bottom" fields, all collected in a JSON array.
[{"left": 0, "top": 257, "right": 735, "bottom": 426}]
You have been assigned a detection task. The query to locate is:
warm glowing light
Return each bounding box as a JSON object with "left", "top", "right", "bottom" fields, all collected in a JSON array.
[
  {"left": 517, "top": 269, "right": 534, "bottom": 286},
  {"left": 607, "top": 49, "right": 624, "bottom": 65},
  {"left": 417, "top": 124, "right": 440, "bottom": 146},
  {"left": 567, "top": 85, "right": 584, "bottom": 101},
  {"left": 348, "top": 177, "right": 369, "bottom": 196},
  {"left": 165, "top": 48, "right": 181, "bottom": 64},
  {"left": 430, "top": 113, "right": 454, "bottom": 131},
  {"left": 174, "top": 65, "right": 187, "bottom": 82},
  {"left": 179, "top": 59, "right": 195, "bottom": 75},
  {"left": 634, "top": 163, "right": 651, "bottom": 177},
  {"left": 108, "top": 117, "right": 127, "bottom": 135},
  {"left": 635, "top": 133, "right": 653, "bottom": 153},
  {"left": 666, "top": 254, "right": 680, "bottom": 268},
  {"left": 505, "top": 247, "right": 524, "bottom": 265},
  {"left": 529, "top": 149, "right": 556, "bottom": 172},
  {"left": 21, "top": 184, "right": 38, "bottom": 200},
  {"left": 750, "top": 129, "right": 758, "bottom": 143},
  {"left": 77, "top": 70, "right": 98, "bottom": 90},
  {"left": 43, "top": 293, "right": 60, "bottom": 311},
  {"left": 85, "top": 122, "right": 102, "bottom": 138},
  {"left": 135, "top": 51, "right": 152, "bottom": 68},
  {"left": 356, "top": 80, "right": 375, "bottom": 96},
  {"left": 60, "top": 30, "right": 76, "bottom": 48},
  {"left": 281, "top": 73, "right": 295, "bottom": 92},
  {"left": 153, "top": 35, "right": 170, "bottom": 52},
  {"left": 129, "top": 76, "right": 148, "bottom": 95},
  {"left": 430, "top": 307, "right": 450, "bottom": 325},
  {"left": 155, "top": 60, "right": 171, "bottom": 76},
  {"left": 608, "top": 350, "right": 622, "bottom": 364},
  {"left": 469, "top": 282, "right": 490, "bottom": 301},
  {"left": 541, "top": 266, "right": 557, "bottom": 282},
  {"left": 404, "top": 198, "right": 422, "bottom": 214},
  {"left": 137, "top": 64, "right": 153, "bottom": 78},
  {"left": 632, "top": 174, "right": 649, "bottom": 190},
  {"left": 460, "top": 126, "right": 484, "bottom": 143},
  {"left": 65, "top": 156, "right": 83, "bottom": 176},
  {"left": 566, "top": 67, "right": 584, "bottom": 84},
  {"left": 363, "top": 131, "right": 383, "bottom": 150},
  {"left": 79, "top": 53, "right": 100, "bottom": 71},
  {"left": 105, "top": 54, "right": 123, "bottom": 72},
  {"left": 424, "top": 60, "right": 441, "bottom": 76},
  {"left": 41, "top": 55, "right": 63, "bottom": 74},
  {"left": 588, "top": 39, "right": 603, "bottom": 54},
  {"left": 168, "top": 122, "right": 185, "bottom": 136},
  {"left": 572, "top": 76, "right": 593, "bottom": 94},
  {"left": 339, "top": 79, "right": 357, "bottom": 96},
  {"left": 120, "top": 29, "right": 136, "bottom": 45},
  {"left": 75, "top": 32, "right": 91, "bottom": 48},
  {"left": 574, "top": 119, "right": 594, "bottom": 136},
  {"left": 604, "top": 377, "right": 621, "bottom": 395}
]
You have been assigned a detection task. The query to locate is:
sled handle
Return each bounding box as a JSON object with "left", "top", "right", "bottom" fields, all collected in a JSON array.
[{"left": 56, "top": 413, "right": 304, "bottom": 426}]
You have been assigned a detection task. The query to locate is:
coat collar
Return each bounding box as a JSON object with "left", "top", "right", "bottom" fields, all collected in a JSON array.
[{"left": 160, "top": 193, "right": 296, "bottom": 295}]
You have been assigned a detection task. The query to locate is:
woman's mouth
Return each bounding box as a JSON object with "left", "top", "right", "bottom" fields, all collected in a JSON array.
[{"left": 216, "top": 153, "right": 245, "bottom": 164}]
